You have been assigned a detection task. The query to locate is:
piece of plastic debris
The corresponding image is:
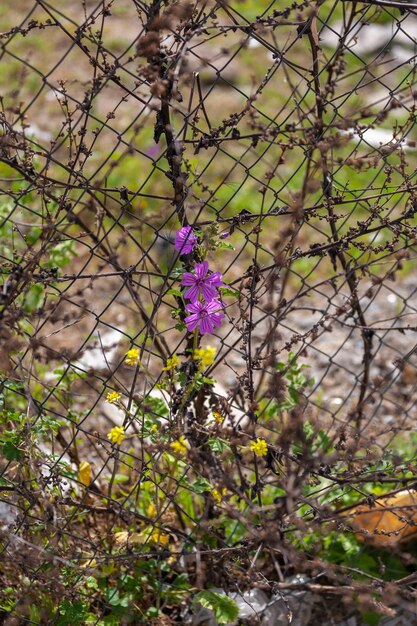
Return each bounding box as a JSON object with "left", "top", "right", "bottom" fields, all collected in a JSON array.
[
  {"left": 269, "top": 575, "right": 315, "bottom": 626},
  {"left": 191, "top": 579, "right": 314, "bottom": 626},
  {"left": 346, "top": 489, "right": 417, "bottom": 547}
]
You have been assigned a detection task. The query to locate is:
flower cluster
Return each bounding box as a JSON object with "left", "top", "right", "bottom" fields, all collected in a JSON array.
[
  {"left": 211, "top": 487, "right": 227, "bottom": 504},
  {"left": 108, "top": 426, "right": 125, "bottom": 445},
  {"left": 212, "top": 411, "right": 224, "bottom": 424},
  {"left": 194, "top": 345, "right": 216, "bottom": 368},
  {"left": 106, "top": 390, "right": 121, "bottom": 404},
  {"left": 162, "top": 355, "right": 179, "bottom": 372},
  {"left": 250, "top": 438, "right": 268, "bottom": 457},
  {"left": 170, "top": 435, "right": 187, "bottom": 456},
  {"left": 125, "top": 347, "right": 140, "bottom": 366},
  {"left": 174, "top": 227, "right": 225, "bottom": 335}
]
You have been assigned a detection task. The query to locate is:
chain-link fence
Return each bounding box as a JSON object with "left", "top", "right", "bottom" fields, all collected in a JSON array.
[{"left": 2, "top": 0, "right": 417, "bottom": 623}]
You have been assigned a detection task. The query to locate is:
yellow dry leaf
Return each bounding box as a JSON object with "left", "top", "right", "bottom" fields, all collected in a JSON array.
[
  {"left": 114, "top": 531, "right": 129, "bottom": 546},
  {"left": 78, "top": 461, "right": 91, "bottom": 487},
  {"left": 114, "top": 530, "right": 145, "bottom": 547},
  {"left": 80, "top": 557, "right": 96, "bottom": 569},
  {"left": 347, "top": 490, "right": 417, "bottom": 547}
]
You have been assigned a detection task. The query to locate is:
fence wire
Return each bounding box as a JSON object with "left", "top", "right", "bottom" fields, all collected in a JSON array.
[{"left": 2, "top": 0, "right": 417, "bottom": 624}]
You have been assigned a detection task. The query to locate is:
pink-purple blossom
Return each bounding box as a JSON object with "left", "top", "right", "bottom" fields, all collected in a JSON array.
[
  {"left": 185, "top": 300, "right": 225, "bottom": 334},
  {"left": 181, "top": 261, "right": 223, "bottom": 303},
  {"left": 174, "top": 226, "right": 198, "bottom": 255}
]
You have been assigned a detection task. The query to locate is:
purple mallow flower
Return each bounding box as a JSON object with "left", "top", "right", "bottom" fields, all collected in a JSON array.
[
  {"left": 181, "top": 261, "right": 223, "bottom": 303},
  {"left": 174, "top": 225, "right": 198, "bottom": 255},
  {"left": 185, "top": 300, "right": 225, "bottom": 334}
]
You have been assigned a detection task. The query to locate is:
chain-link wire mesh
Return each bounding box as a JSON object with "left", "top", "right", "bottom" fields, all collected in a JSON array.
[{"left": 2, "top": 0, "right": 417, "bottom": 623}]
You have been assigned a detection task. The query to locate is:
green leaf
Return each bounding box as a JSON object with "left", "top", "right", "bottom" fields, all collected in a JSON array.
[
  {"left": 166, "top": 288, "right": 183, "bottom": 299},
  {"left": 47, "top": 240, "right": 77, "bottom": 269},
  {"left": 26, "top": 226, "right": 42, "bottom": 245},
  {"left": 141, "top": 395, "right": 169, "bottom": 418},
  {"left": 219, "top": 287, "right": 239, "bottom": 298},
  {"left": 146, "top": 606, "right": 159, "bottom": 618},
  {"left": 171, "top": 266, "right": 184, "bottom": 279},
  {"left": 2, "top": 441, "right": 21, "bottom": 461},
  {"left": 23, "top": 284, "right": 44, "bottom": 312},
  {"left": 84, "top": 576, "right": 99, "bottom": 591},
  {"left": 207, "top": 438, "right": 230, "bottom": 454},
  {"left": 57, "top": 600, "right": 87, "bottom": 625},
  {"left": 105, "top": 588, "right": 126, "bottom": 607},
  {"left": 190, "top": 477, "right": 211, "bottom": 493},
  {"left": 362, "top": 610, "right": 382, "bottom": 626},
  {"left": 194, "top": 590, "right": 239, "bottom": 625}
]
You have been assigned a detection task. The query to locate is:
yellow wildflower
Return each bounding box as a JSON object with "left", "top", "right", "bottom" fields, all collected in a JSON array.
[
  {"left": 250, "top": 438, "right": 268, "bottom": 457},
  {"left": 106, "top": 390, "right": 121, "bottom": 404},
  {"left": 212, "top": 411, "right": 224, "bottom": 424},
  {"left": 194, "top": 345, "right": 216, "bottom": 368},
  {"left": 170, "top": 435, "right": 187, "bottom": 456},
  {"left": 151, "top": 424, "right": 158, "bottom": 432},
  {"left": 107, "top": 426, "right": 125, "bottom": 445},
  {"left": 152, "top": 530, "right": 170, "bottom": 546},
  {"left": 211, "top": 487, "right": 227, "bottom": 504},
  {"left": 147, "top": 503, "right": 157, "bottom": 518},
  {"left": 162, "top": 355, "right": 179, "bottom": 371},
  {"left": 125, "top": 347, "right": 140, "bottom": 366}
]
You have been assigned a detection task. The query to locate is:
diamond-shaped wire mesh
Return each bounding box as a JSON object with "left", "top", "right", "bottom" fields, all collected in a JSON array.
[{"left": 2, "top": 0, "right": 417, "bottom": 623}]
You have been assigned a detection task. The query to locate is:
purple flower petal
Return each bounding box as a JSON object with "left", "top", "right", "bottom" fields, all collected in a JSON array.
[
  {"left": 174, "top": 226, "right": 198, "bottom": 255},
  {"left": 210, "top": 313, "right": 224, "bottom": 327},
  {"left": 205, "top": 299, "right": 222, "bottom": 312},
  {"left": 181, "top": 272, "right": 196, "bottom": 286},
  {"left": 200, "top": 317, "right": 214, "bottom": 334},
  {"left": 181, "top": 264, "right": 223, "bottom": 303},
  {"left": 194, "top": 261, "right": 209, "bottom": 279},
  {"left": 207, "top": 272, "right": 223, "bottom": 287},
  {"left": 183, "top": 298, "right": 224, "bottom": 334},
  {"left": 186, "top": 301, "right": 202, "bottom": 314},
  {"left": 184, "top": 284, "right": 200, "bottom": 302},
  {"left": 185, "top": 313, "right": 200, "bottom": 331},
  {"left": 201, "top": 283, "right": 218, "bottom": 301}
]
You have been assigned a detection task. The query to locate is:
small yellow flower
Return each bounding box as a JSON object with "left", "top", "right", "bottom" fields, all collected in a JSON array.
[
  {"left": 212, "top": 411, "right": 224, "bottom": 424},
  {"left": 151, "top": 424, "right": 158, "bottom": 432},
  {"left": 250, "top": 438, "right": 268, "bottom": 457},
  {"left": 170, "top": 435, "right": 187, "bottom": 456},
  {"left": 106, "top": 390, "right": 121, "bottom": 404},
  {"left": 147, "top": 503, "right": 157, "bottom": 518},
  {"left": 211, "top": 487, "right": 227, "bottom": 504},
  {"left": 162, "top": 355, "right": 180, "bottom": 371},
  {"left": 107, "top": 426, "right": 125, "bottom": 445},
  {"left": 125, "top": 347, "right": 140, "bottom": 366},
  {"left": 194, "top": 345, "right": 216, "bottom": 368},
  {"left": 152, "top": 530, "right": 170, "bottom": 546}
]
